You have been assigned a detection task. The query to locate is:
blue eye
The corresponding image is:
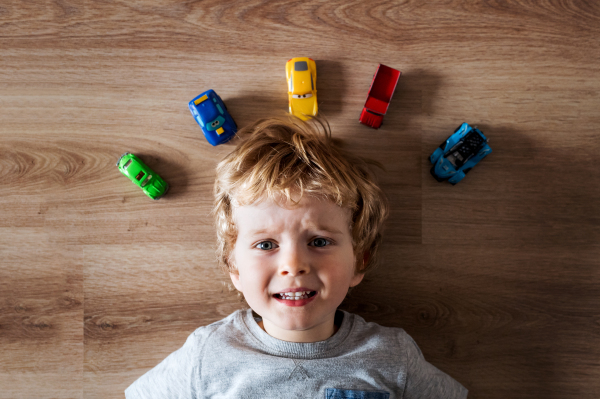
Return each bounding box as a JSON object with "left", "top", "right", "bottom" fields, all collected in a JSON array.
[
  {"left": 257, "top": 241, "right": 275, "bottom": 250},
  {"left": 311, "top": 238, "right": 330, "bottom": 247}
]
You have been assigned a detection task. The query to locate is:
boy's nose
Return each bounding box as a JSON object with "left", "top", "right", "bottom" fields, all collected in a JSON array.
[{"left": 279, "top": 247, "right": 309, "bottom": 276}]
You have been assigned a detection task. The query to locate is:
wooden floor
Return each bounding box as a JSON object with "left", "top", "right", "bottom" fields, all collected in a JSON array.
[{"left": 1, "top": 1, "right": 599, "bottom": 398}]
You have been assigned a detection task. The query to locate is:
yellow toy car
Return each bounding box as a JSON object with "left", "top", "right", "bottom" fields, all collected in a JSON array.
[{"left": 286, "top": 57, "right": 318, "bottom": 120}]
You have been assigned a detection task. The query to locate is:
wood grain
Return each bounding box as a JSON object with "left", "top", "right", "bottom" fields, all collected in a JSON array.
[{"left": 1, "top": 1, "right": 599, "bottom": 398}]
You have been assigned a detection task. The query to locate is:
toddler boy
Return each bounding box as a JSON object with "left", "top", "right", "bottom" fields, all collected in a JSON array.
[{"left": 126, "top": 118, "right": 468, "bottom": 398}]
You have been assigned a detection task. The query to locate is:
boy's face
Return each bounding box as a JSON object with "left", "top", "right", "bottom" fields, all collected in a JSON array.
[{"left": 230, "top": 195, "right": 363, "bottom": 343}]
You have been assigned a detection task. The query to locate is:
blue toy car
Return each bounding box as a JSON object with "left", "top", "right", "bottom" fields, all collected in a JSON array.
[
  {"left": 188, "top": 90, "right": 238, "bottom": 146},
  {"left": 429, "top": 123, "right": 492, "bottom": 185}
]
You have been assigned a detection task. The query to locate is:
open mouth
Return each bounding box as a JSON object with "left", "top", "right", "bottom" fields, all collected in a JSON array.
[{"left": 273, "top": 291, "right": 317, "bottom": 301}]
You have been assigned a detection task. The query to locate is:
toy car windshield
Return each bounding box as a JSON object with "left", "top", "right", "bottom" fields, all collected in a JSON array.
[
  {"left": 294, "top": 61, "right": 308, "bottom": 71},
  {"left": 445, "top": 131, "right": 485, "bottom": 168}
]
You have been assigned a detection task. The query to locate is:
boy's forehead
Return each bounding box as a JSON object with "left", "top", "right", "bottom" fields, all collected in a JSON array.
[{"left": 232, "top": 196, "right": 351, "bottom": 235}]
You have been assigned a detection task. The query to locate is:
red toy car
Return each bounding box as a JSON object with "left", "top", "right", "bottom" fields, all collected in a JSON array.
[{"left": 359, "top": 64, "right": 401, "bottom": 129}]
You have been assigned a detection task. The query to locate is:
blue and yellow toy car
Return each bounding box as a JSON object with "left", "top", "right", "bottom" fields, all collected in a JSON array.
[
  {"left": 188, "top": 90, "right": 238, "bottom": 146},
  {"left": 429, "top": 123, "right": 492, "bottom": 185}
]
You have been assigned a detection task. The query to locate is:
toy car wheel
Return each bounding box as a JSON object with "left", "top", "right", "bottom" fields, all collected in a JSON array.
[
  {"left": 463, "top": 167, "right": 472, "bottom": 174},
  {"left": 438, "top": 140, "right": 447, "bottom": 150},
  {"left": 454, "top": 124, "right": 463, "bottom": 133}
]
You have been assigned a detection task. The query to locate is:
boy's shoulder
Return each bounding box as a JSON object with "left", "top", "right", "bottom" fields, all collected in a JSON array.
[
  {"left": 345, "top": 311, "right": 411, "bottom": 344},
  {"left": 348, "top": 311, "right": 428, "bottom": 356},
  {"left": 189, "top": 309, "right": 244, "bottom": 342},
  {"left": 125, "top": 310, "right": 247, "bottom": 399},
  {"left": 346, "top": 312, "right": 468, "bottom": 397}
]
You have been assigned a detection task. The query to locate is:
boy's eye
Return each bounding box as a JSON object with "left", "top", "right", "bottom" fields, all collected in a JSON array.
[
  {"left": 311, "top": 238, "right": 331, "bottom": 247},
  {"left": 256, "top": 241, "right": 276, "bottom": 250}
]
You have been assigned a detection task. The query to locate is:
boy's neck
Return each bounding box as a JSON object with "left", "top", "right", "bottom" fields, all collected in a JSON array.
[{"left": 258, "top": 316, "right": 339, "bottom": 343}]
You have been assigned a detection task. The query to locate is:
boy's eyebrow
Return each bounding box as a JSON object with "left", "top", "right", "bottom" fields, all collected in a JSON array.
[{"left": 247, "top": 225, "right": 345, "bottom": 236}]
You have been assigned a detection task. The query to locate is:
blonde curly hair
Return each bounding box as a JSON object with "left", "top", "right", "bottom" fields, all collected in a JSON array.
[{"left": 212, "top": 117, "right": 389, "bottom": 275}]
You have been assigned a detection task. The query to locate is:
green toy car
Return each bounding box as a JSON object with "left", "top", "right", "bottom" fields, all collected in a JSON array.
[{"left": 116, "top": 152, "right": 169, "bottom": 200}]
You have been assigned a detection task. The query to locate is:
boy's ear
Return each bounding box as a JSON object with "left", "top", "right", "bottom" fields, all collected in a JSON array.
[
  {"left": 229, "top": 271, "right": 243, "bottom": 292},
  {"left": 356, "top": 250, "right": 370, "bottom": 273},
  {"left": 349, "top": 271, "right": 364, "bottom": 288}
]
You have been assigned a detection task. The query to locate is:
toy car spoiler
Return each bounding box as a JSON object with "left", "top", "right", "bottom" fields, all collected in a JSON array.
[{"left": 359, "top": 64, "right": 401, "bottom": 129}]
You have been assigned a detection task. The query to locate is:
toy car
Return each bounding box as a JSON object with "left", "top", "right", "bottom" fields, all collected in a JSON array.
[
  {"left": 188, "top": 89, "right": 238, "bottom": 146},
  {"left": 286, "top": 57, "right": 318, "bottom": 120},
  {"left": 359, "top": 64, "right": 401, "bottom": 129},
  {"left": 116, "top": 152, "right": 169, "bottom": 199},
  {"left": 429, "top": 123, "right": 492, "bottom": 185}
]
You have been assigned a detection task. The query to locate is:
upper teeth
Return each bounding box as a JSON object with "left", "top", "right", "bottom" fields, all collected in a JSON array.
[{"left": 280, "top": 291, "right": 311, "bottom": 299}]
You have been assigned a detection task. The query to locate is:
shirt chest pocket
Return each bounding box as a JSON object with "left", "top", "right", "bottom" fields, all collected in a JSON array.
[{"left": 325, "top": 388, "right": 390, "bottom": 399}]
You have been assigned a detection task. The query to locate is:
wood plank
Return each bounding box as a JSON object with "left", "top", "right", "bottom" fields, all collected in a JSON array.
[{"left": 1, "top": 1, "right": 599, "bottom": 398}]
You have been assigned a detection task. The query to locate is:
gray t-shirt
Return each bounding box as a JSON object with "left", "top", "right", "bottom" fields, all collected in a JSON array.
[{"left": 126, "top": 309, "right": 468, "bottom": 398}]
